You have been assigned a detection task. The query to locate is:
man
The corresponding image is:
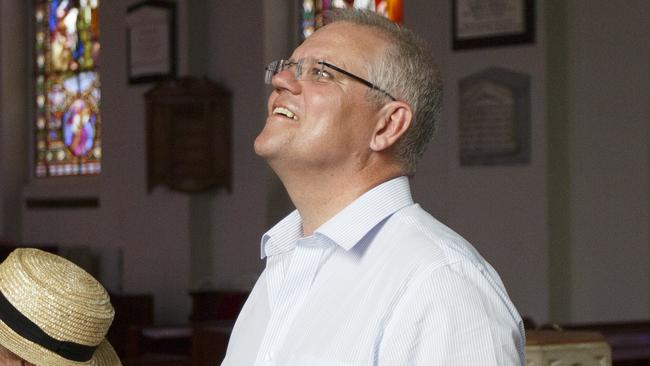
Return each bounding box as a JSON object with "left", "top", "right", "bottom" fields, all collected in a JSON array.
[
  {"left": 0, "top": 248, "right": 121, "bottom": 366},
  {"left": 222, "top": 9, "right": 524, "bottom": 366}
]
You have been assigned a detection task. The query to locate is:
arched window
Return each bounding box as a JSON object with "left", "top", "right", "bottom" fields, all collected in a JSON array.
[
  {"left": 34, "top": 0, "right": 101, "bottom": 177},
  {"left": 301, "top": 0, "right": 403, "bottom": 39}
]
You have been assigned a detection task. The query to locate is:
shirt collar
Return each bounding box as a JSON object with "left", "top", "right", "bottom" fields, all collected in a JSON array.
[
  {"left": 260, "top": 209, "right": 302, "bottom": 259},
  {"left": 315, "top": 176, "right": 413, "bottom": 251},
  {"left": 261, "top": 176, "right": 413, "bottom": 258}
]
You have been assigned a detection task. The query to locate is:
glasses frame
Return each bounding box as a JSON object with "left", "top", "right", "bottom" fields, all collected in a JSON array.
[{"left": 265, "top": 58, "right": 397, "bottom": 101}]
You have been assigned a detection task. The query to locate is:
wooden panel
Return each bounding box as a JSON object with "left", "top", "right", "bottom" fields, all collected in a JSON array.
[
  {"left": 526, "top": 330, "right": 611, "bottom": 366},
  {"left": 123, "top": 354, "right": 190, "bottom": 366},
  {"left": 191, "top": 324, "right": 233, "bottom": 366},
  {"left": 562, "top": 322, "right": 650, "bottom": 366},
  {"left": 145, "top": 77, "right": 231, "bottom": 193},
  {"left": 108, "top": 293, "right": 154, "bottom": 358},
  {"left": 189, "top": 290, "right": 248, "bottom": 322}
]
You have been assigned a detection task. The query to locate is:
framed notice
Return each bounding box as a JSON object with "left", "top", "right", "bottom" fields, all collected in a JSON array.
[
  {"left": 126, "top": 0, "right": 177, "bottom": 84},
  {"left": 458, "top": 67, "right": 530, "bottom": 166},
  {"left": 452, "top": 0, "right": 535, "bottom": 50}
]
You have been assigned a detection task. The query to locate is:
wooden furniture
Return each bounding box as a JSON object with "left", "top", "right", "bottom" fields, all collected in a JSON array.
[
  {"left": 126, "top": 325, "right": 193, "bottom": 358},
  {"left": 123, "top": 290, "right": 245, "bottom": 365},
  {"left": 123, "top": 322, "right": 233, "bottom": 366},
  {"left": 563, "top": 321, "right": 650, "bottom": 366},
  {"left": 189, "top": 290, "right": 248, "bottom": 322},
  {"left": 526, "top": 330, "right": 612, "bottom": 366},
  {"left": 191, "top": 323, "right": 234, "bottom": 366},
  {"left": 123, "top": 354, "right": 190, "bottom": 366},
  {"left": 107, "top": 293, "right": 154, "bottom": 358}
]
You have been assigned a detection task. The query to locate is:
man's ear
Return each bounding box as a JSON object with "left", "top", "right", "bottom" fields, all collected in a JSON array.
[{"left": 370, "top": 102, "right": 412, "bottom": 152}]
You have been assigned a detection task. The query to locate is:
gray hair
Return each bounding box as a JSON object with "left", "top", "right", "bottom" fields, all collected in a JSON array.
[{"left": 325, "top": 9, "right": 442, "bottom": 175}]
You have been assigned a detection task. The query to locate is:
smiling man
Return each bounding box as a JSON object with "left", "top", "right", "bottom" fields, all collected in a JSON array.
[{"left": 222, "top": 9, "right": 524, "bottom": 366}]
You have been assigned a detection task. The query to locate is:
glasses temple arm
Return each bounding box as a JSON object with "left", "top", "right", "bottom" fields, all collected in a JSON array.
[{"left": 319, "top": 61, "right": 397, "bottom": 101}]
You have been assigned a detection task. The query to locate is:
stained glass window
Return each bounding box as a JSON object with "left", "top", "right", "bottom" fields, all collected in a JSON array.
[
  {"left": 34, "top": 0, "right": 101, "bottom": 177},
  {"left": 301, "top": 0, "right": 403, "bottom": 39}
]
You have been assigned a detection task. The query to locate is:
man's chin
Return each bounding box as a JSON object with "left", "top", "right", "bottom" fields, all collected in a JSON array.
[
  {"left": 254, "top": 130, "right": 292, "bottom": 159},
  {"left": 253, "top": 137, "right": 280, "bottom": 161}
]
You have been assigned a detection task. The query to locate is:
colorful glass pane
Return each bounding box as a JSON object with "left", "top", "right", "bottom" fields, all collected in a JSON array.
[
  {"left": 34, "top": 0, "right": 101, "bottom": 177},
  {"left": 301, "top": 0, "right": 403, "bottom": 39}
]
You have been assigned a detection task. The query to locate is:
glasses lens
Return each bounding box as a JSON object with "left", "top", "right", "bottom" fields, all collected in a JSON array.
[
  {"left": 265, "top": 60, "right": 280, "bottom": 84},
  {"left": 264, "top": 58, "right": 326, "bottom": 84}
]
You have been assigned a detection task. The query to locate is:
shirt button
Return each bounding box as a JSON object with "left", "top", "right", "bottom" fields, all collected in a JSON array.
[{"left": 265, "top": 352, "right": 273, "bottom": 361}]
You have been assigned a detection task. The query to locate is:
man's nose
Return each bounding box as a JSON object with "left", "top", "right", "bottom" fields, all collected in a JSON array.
[{"left": 272, "top": 69, "right": 301, "bottom": 95}]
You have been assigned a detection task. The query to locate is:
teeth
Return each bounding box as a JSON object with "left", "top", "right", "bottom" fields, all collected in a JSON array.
[{"left": 273, "top": 107, "right": 298, "bottom": 121}]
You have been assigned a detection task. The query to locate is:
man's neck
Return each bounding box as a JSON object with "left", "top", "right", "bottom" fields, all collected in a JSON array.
[{"left": 275, "top": 163, "right": 405, "bottom": 236}]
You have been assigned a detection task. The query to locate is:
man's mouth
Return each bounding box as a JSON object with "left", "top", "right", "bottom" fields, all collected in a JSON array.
[{"left": 273, "top": 106, "right": 299, "bottom": 121}]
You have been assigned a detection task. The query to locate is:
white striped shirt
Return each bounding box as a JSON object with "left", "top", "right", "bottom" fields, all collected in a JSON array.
[{"left": 222, "top": 176, "right": 525, "bottom": 366}]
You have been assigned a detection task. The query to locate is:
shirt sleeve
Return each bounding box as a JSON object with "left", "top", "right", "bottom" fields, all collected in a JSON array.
[{"left": 377, "top": 261, "right": 525, "bottom": 366}]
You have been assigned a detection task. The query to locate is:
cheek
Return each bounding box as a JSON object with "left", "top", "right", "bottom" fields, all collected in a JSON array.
[
  {"left": 299, "top": 86, "right": 376, "bottom": 152},
  {"left": 302, "top": 92, "right": 346, "bottom": 137},
  {"left": 266, "top": 90, "right": 278, "bottom": 112},
  {"left": 297, "top": 98, "right": 345, "bottom": 148}
]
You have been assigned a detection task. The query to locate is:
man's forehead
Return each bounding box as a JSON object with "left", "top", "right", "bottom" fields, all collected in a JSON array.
[{"left": 291, "top": 22, "right": 382, "bottom": 67}]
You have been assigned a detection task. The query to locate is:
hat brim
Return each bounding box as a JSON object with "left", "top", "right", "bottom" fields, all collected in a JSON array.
[{"left": 0, "top": 319, "right": 121, "bottom": 366}]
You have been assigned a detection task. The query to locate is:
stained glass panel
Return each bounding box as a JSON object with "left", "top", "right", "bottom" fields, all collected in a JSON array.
[
  {"left": 301, "top": 0, "right": 403, "bottom": 39},
  {"left": 34, "top": 0, "right": 101, "bottom": 177}
]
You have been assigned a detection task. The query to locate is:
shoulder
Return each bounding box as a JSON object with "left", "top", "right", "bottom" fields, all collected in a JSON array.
[
  {"left": 376, "top": 205, "right": 525, "bottom": 363},
  {"left": 376, "top": 203, "right": 523, "bottom": 323},
  {"left": 378, "top": 203, "right": 489, "bottom": 272}
]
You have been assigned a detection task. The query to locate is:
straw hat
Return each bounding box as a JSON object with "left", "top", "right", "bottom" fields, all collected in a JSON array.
[{"left": 0, "top": 248, "right": 121, "bottom": 366}]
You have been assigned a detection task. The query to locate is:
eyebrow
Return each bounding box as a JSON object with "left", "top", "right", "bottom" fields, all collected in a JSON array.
[{"left": 292, "top": 53, "right": 349, "bottom": 69}]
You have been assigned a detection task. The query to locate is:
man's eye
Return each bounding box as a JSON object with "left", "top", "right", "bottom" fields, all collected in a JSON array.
[
  {"left": 284, "top": 61, "right": 298, "bottom": 71},
  {"left": 310, "top": 67, "right": 333, "bottom": 80}
]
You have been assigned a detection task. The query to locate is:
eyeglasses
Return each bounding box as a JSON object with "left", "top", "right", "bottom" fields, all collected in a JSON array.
[{"left": 265, "top": 57, "right": 397, "bottom": 101}]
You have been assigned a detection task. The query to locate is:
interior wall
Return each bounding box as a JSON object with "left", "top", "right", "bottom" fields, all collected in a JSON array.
[
  {"left": 566, "top": 0, "right": 650, "bottom": 322},
  {"left": 0, "top": 1, "right": 28, "bottom": 241},
  {"left": 546, "top": 0, "right": 572, "bottom": 323},
  {"left": 194, "top": 0, "right": 267, "bottom": 290},
  {"left": 0, "top": 1, "right": 4, "bottom": 237},
  {"left": 20, "top": 0, "right": 194, "bottom": 324},
  {"left": 16, "top": 0, "right": 270, "bottom": 324}
]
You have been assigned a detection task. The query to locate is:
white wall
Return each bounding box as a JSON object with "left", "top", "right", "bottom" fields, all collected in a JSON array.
[
  {"left": 190, "top": 0, "right": 268, "bottom": 290},
  {"left": 566, "top": 0, "right": 650, "bottom": 322}
]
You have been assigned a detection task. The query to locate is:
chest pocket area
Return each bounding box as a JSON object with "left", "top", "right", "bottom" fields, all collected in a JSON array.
[{"left": 288, "top": 353, "right": 357, "bottom": 366}]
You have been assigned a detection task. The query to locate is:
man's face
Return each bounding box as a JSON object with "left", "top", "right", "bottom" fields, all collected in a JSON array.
[{"left": 255, "top": 22, "right": 389, "bottom": 174}]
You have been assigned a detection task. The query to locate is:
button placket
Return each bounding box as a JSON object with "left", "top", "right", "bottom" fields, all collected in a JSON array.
[{"left": 255, "top": 240, "right": 325, "bottom": 366}]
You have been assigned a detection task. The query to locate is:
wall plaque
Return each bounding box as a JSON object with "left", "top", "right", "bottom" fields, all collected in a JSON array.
[
  {"left": 459, "top": 67, "right": 530, "bottom": 166},
  {"left": 126, "top": 0, "right": 177, "bottom": 84},
  {"left": 452, "top": 0, "right": 535, "bottom": 50},
  {"left": 145, "top": 77, "right": 231, "bottom": 192}
]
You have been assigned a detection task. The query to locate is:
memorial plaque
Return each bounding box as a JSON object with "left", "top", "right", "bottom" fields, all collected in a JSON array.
[
  {"left": 145, "top": 77, "right": 231, "bottom": 192},
  {"left": 126, "top": 0, "right": 177, "bottom": 84},
  {"left": 459, "top": 67, "right": 530, "bottom": 166},
  {"left": 452, "top": 0, "right": 535, "bottom": 50}
]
